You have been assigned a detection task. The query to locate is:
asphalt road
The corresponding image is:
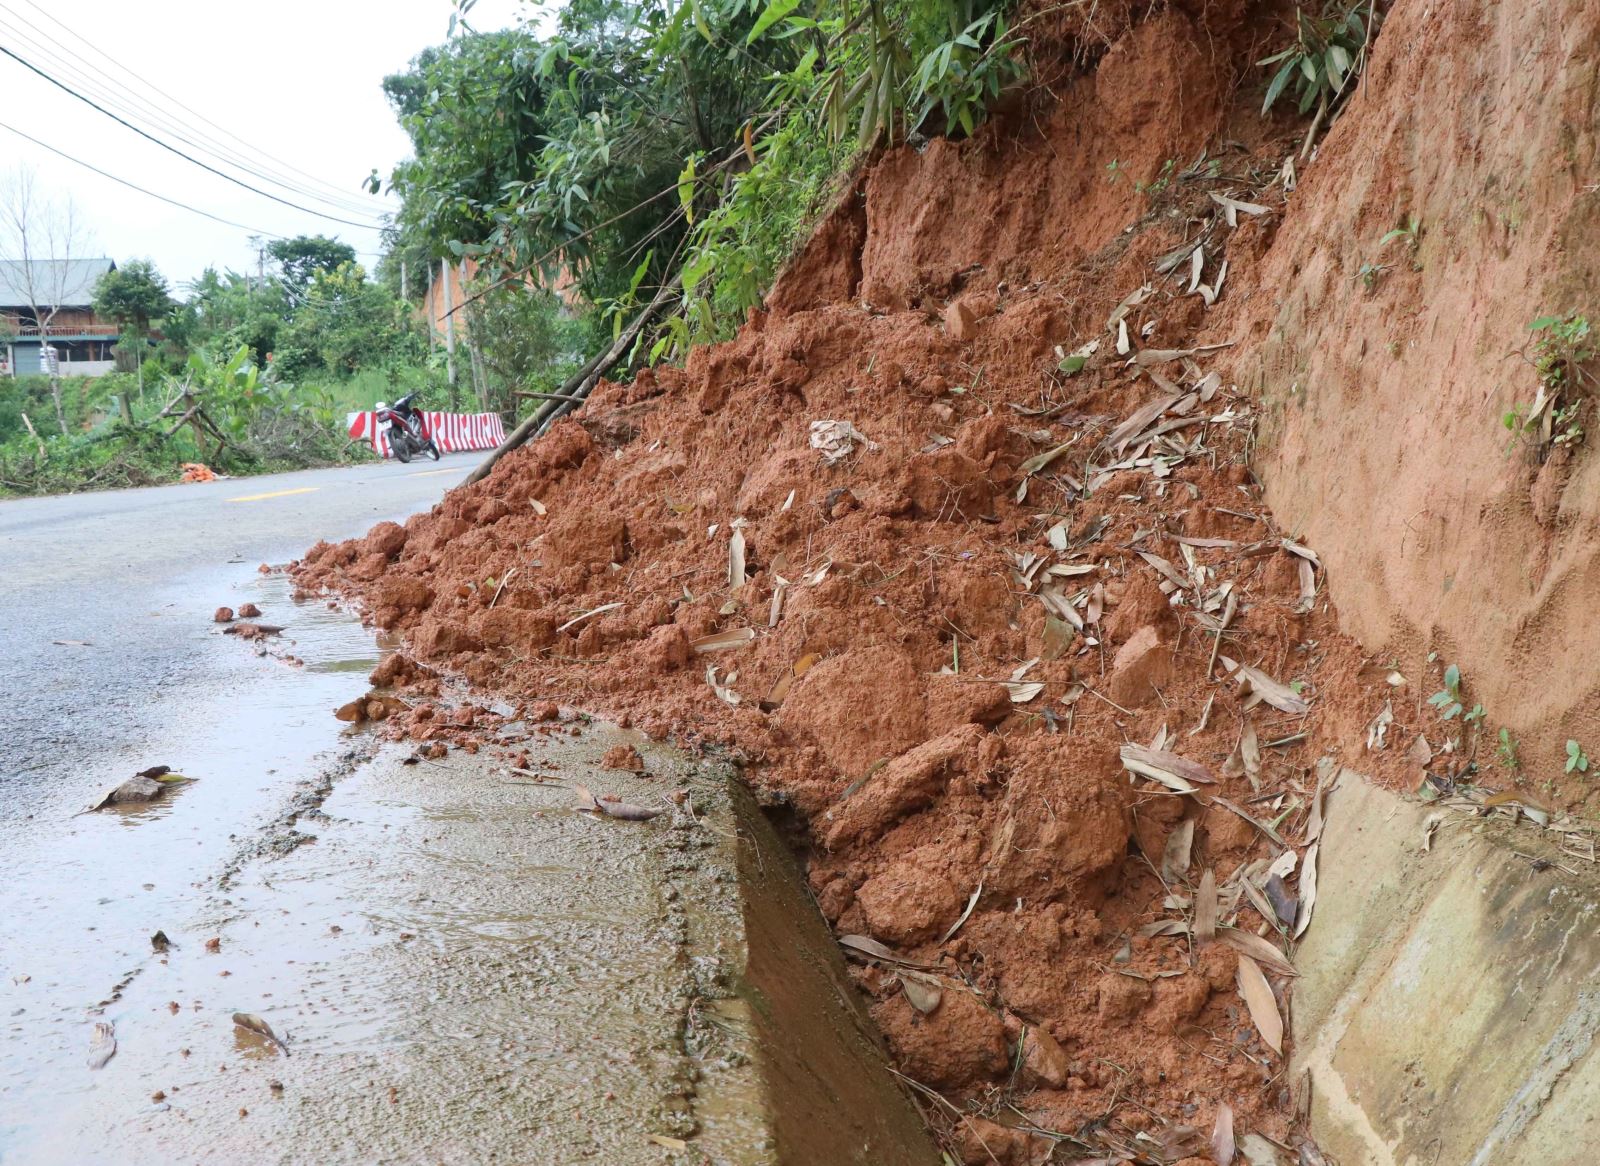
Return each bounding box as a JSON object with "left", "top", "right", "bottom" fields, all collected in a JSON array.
[{"left": 0, "top": 455, "right": 789, "bottom": 1166}]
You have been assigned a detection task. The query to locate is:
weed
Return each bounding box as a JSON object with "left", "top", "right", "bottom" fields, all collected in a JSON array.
[
  {"left": 1497, "top": 728, "right": 1520, "bottom": 771},
  {"left": 1135, "top": 159, "right": 1177, "bottom": 197},
  {"left": 1504, "top": 312, "right": 1594, "bottom": 458},
  {"left": 1259, "top": 1, "right": 1380, "bottom": 156},
  {"left": 1379, "top": 214, "right": 1422, "bottom": 252},
  {"left": 1105, "top": 159, "right": 1125, "bottom": 185},
  {"left": 1567, "top": 739, "right": 1591, "bottom": 775},
  {"left": 1357, "top": 261, "right": 1391, "bottom": 291},
  {"left": 1427, "top": 663, "right": 1479, "bottom": 721}
]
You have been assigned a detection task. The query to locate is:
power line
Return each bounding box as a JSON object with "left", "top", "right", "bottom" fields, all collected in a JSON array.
[
  {"left": 0, "top": 117, "right": 287, "bottom": 238},
  {"left": 9, "top": 0, "right": 392, "bottom": 217},
  {"left": 0, "top": 116, "right": 388, "bottom": 266},
  {"left": 0, "top": 42, "right": 386, "bottom": 230},
  {"left": 0, "top": 3, "right": 390, "bottom": 221}
]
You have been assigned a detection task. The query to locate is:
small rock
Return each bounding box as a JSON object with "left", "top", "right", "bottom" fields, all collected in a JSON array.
[
  {"left": 602, "top": 744, "right": 645, "bottom": 772},
  {"left": 112, "top": 776, "right": 164, "bottom": 803},
  {"left": 213, "top": 607, "right": 235, "bottom": 623},
  {"left": 237, "top": 603, "right": 262, "bottom": 619},
  {"left": 944, "top": 298, "right": 978, "bottom": 342}
]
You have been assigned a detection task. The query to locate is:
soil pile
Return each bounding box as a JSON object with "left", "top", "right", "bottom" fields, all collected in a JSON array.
[{"left": 290, "top": 8, "right": 1447, "bottom": 1162}]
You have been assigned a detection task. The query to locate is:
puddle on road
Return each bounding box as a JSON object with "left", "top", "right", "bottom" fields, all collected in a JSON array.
[{"left": 0, "top": 571, "right": 799, "bottom": 1166}]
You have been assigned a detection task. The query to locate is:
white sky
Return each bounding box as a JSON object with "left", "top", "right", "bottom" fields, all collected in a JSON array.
[{"left": 0, "top": 0, "right": 541, "bottom": 291}]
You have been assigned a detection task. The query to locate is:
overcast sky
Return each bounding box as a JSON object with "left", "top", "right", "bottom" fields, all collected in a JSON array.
[{"left": 0, "top": 0, "right": 538, "bottom": 291}]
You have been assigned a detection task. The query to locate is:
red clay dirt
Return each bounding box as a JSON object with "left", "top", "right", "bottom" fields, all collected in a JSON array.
[{"left": 286, "top": 8, "right": 1475, "bottom": 1163}]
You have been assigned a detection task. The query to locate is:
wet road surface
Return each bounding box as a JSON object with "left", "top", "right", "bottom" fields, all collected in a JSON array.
[{"left": 0, "top": 457, "right": 771, "bottom": 1163}]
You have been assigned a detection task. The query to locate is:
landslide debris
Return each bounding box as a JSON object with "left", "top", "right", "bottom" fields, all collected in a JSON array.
[{"left": 292, "top": 9, "right": 1411, "bottom": 1160}]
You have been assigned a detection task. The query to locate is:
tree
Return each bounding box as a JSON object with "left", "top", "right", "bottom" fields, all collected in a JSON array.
[
  {"left": 0, "top": 166, "right": 95, "bottom": 434},
  {"left": 93, "top": 259, "right": 173, "bottom": 336},
  {"left": 268, "top": 235, "right": 357, "bottom": 295}
]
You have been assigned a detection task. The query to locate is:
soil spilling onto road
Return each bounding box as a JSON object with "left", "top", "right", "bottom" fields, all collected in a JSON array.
[{"left": 289, "top": 9, "right": 1452, "bottom": 1161}]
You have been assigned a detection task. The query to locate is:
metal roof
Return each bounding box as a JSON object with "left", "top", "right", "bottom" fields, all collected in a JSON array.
[{"left": 0, "top": 258, "right": 116, "bottom": 308}]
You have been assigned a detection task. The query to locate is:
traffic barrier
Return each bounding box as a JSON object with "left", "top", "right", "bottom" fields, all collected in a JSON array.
[{"left": 346, "top": 411, "right": 506, "bottom": 458}]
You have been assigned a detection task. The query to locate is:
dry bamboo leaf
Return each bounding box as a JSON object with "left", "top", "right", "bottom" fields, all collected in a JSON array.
[
  {"left": 1161, "top": 819, "right": 1195, "bottom": 883},
  {"left": 1213, "top": 1102, "right": 1236, "bottom": 1166},
  {"left": 528, "top": 498, "right": 547, "bottom": 516},
  {"left": 1004, "top": 681, "right": 1046, "bottom": 703},
  {"left": 1116, "top": 316, "right": 1131, "bottom": 355},
  {"left": 1138, "top": 550, "right": 1191, "bottom": 590},
  {"left": 706, "top": 664, "right": 741, "bottom": 706},
  {"left": 690, "top": 627, "right": 756, "bottom": 653},
  {"left": 1121, "top": 745, "right": 1218, "bottom": 790},
  {"left": 781, "top": 488, "right": 795, "bottom": 511},
  {"left": 1196, "top": 370, "right": 1222, "bottom": 401},
  {"left": 1133, "top": 347, "right": 1198, "bottom": 367},
  {"left": 1236, "top": 953, "right": 1283, "bottom": 1053},
  {"left": 1188, "top": 245, "right": 1205, "bottom": 294},
  {"left": 648, "top": 1134, "right": 689, "bottom": 1151},
  {"left": 1422, "top": 811, "right": 1443, "bottom": 852},
  {"left": 1220, "top": 657, "right": 1310, "bottom": 714},
  {"left": 1366, "top": 701, "right": 1394, "bottom": 751},
  {"left": 1104, "top": 393, "right": 1181, "bottom": 453},
  {"left": 1293, "top": 842, "right": 1319, "bottom": 939},
  {"left": 87, "top": 1021, "right": 116, "bottom": 1070},
  {"left": 1293, "top": 555, "right": 1317, "bottom": 614},
  {"left": 1280, "top": 538, "right": 1321, "bottom": 567},
  {"left": 232, "top": 1012, "right": 289, "bottom": 1056},
  {"left": 1138, "top": 919, "right": 1190, "bottom": 938},
  {"left": 728, "top": 527, "right": 747, "bottom": 592},
  {"left": 1218, "top": 927, "right": 1297, "bottom": 976},
  {"left": 899, "top": 973, "right": 943, "bottom": 1014},
  {"left": 768, "top": 580, "right": 788, "bottom": 628},
  {"left": 556, "top": 601, "right": 623, "bottom": 634},
  {"left": 1107, "top": 284, "right": 1153, "bottom": 329},
  {"left": 1240, "top": 874, "right": 1279, "bottom": 929},
  {"left": 1213, "top": 795, "right": 1287, "bottom": 846},
  {"left": 1020, "top": 439, "right": 1076, "bottom": 477},
  {"left": 838, "top": 934, "right": 939, "bottom": 969},
  {"left": 1195, "top": 869, "right": 1218, "bottom": 945},
  {"left": 940, "top": 882, "right": 983, "bottom": 944}
]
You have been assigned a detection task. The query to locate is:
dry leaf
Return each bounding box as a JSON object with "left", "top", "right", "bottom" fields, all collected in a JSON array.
[
  {"left": 1422, "top": 812, "right": 1443, "bottom": 852},
  {"left": 1019, "top": 439, "right": 1076, "bottom": 477},
  {"left": 706, "top": 664, "right": 741, "bottom": 706},
  {"left": 1004, "top": 681, "right": 1046, "bottom": 703},
  {"left": 1217, "top": 927, "right": 1298, "bottom": 977},
  {"left": 1236, "top": 953, "right": 1283, "bottom": 1054},
  {"left": 1116, "top": 316, "right": 1131, "bottom": 355},
  {"left": 899, "top": 972, "right": 943, "bottom": 1014},
  {"left": 1213, "top": 1102, "right": 1236, "bottom": 1166},
  {"left": 1194, "top": 869, "right": 1218, "bottom": 945},
  {"left": 809, "top": 419, "right": 876, "bottom": 465},
  {"left": 1220, "top": 657, "right": 1310, "bottom": 714},
  {"left": 1138, "top": 550, "right": 1191, "bottom": 590},
  {"left": 1104, "top": 394, "right": 1181, "bottom": 453},
  {"left": 1409, "top": 733, "right": 1432, "bottom": 768},
  {"left": 1161, "top": 819, "right": 1195, "bottom": 883},
  {"left": 528, "top": 498, "right": 547, "bottom": 516},
  {"left": 1293, "top": 843, "right": 1319, "bottom": 939},
  {"left": 1138, "top": 919, "right": 1190, "bottom": 938},
  {"left": 87, "top": 1021, "right": 116, "bottom": 1070},
  {"left": 690, "top": 627, "right": 756, "bottom": 653},
  {"left": 1366, "top": 701, "right": 1394, "bottom": 751},
  {"left": 838, "top": 934, "right": 938, "bottom": 969},
  {"left": 232, "top": 1012, "right": 289, "bottom": 1056},
  {"left": 940, "top": 882, "right": 983, "bottom": 944},
  {"left": 1120, "top": 745, "right": 1218, "bottom": 792},
  {"left": 556, "top": 601, "right": 623, "bottom": 634},
  {"left": 728, "top": 527, "right": 747, "bottom": 592},
  {"left": 648, "top": 1134, "right": 689, "bottom": 1151}
]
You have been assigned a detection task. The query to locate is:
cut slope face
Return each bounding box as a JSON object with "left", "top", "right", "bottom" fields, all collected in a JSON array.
[
  {"left": 293, "top": 8, "right": 1422, "bottom": 1161},
  {"left": 1234, "top": 0, "right": 1600, "bottom": 797}
]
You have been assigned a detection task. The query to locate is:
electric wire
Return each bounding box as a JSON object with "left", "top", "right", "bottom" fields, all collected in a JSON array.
[
  {"left": 0, "top": 42, "right": 386, "bottom": 230},
  {"left": 1, "top": 0, "right": 391, "bottom": 219}
]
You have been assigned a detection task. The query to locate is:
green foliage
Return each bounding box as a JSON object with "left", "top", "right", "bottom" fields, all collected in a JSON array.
[
  {"left": 462, "top": 280, "right": 588, "bottom": 416},
  {"left": 93, "top": 260, "right": 174, "bottom": 336},
  {"left": 1379, "top": 213, "right": 1421, "bottom": 252},
  {"left": 268, "top": 235, "right": 358, "bottom": 295},
  {"left": 1497, "top": 727, "right": 1520, "bottom": 772},
  {"left": 1427, "top": 663, "right": 1483, "bottom": 722},
  {"left": 1567, "top": 739, "right": 1590, "bottom": 775},
  {"left": 379, "top": 0, "right": 1022, "bottom": 363},
  {"left": 1259, "top": 3, "right": 1376, "bottom": 118},
  {"left": 1504, "top": 312, "right": 1593, "bottom": 457}
]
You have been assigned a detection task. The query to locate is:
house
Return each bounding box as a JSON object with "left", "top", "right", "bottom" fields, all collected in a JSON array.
[{"left": 0, "top": 258, "right": 121, "bottom": 377}]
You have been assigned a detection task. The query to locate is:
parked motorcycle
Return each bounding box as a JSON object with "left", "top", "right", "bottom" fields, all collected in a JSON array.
[{"left": 375, "top": 394, "right": 441, "bottom": 463}]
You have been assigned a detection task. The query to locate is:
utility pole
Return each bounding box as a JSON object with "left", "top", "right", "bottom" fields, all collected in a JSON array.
[
  {"left": 400, "top": 259, "right": 408, "bottom": 302},
  {"left": 443, "top": 257, "right": 457, "bottom": 387}
]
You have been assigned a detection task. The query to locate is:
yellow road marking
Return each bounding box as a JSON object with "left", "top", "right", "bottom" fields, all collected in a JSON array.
[
  {"left": 407, "top": 467, "right": 457, "bottom": 477},
  {"left": 227, "top": 487, "right": 319, "bottom": 503}
]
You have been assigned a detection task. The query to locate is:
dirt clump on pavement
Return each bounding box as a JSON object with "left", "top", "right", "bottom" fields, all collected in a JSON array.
[{"left": 290, "top": 8, "right": 1439, "bottom": 1160}]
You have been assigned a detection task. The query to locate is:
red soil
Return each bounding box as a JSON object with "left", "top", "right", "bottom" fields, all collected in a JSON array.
[{"left": 290, "top": 8, "right": 1436, "bottom": 1161}]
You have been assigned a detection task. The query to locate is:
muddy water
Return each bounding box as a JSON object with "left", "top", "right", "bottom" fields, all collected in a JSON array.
[{"left": 0, "top": 578, "right": 774, "bottom": 1164}]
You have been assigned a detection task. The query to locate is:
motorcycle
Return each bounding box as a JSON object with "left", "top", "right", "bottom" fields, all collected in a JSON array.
[{"left": 375, "top": 394, "right": 441, "bottom": 463}]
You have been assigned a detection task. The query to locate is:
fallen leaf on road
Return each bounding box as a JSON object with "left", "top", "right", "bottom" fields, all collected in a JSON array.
[
  {"left": 838, "top": 934, "right": 940, "bottom": 969},
  {"left": 232, "top": 1012, "right": 289, "bottom": 1056},
  {"left": 87, "top": 1021, "right": 116, "bottom": 1069}
]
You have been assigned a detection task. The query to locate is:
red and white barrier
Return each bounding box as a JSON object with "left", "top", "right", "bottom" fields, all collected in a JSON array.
[{"left": 347, "top": 410, "right": 507, "bottom": 458}]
